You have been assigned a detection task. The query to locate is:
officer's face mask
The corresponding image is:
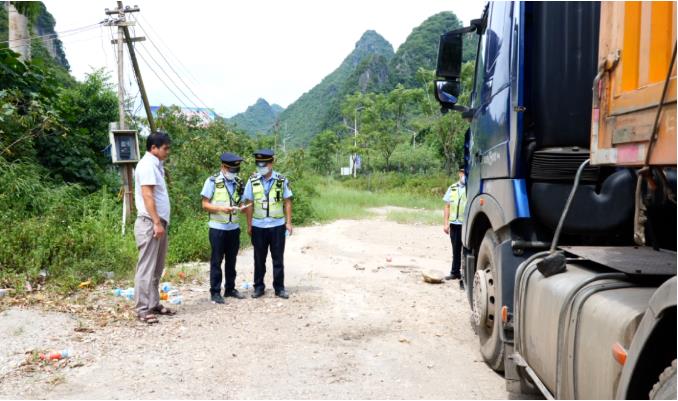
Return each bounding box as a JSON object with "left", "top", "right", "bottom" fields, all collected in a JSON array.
[
  {"left": 256, "top": 161, "right": 271, "bottom": 176},
  {"left": 222, "top": 165, "right": 240, "bottom": 181}
]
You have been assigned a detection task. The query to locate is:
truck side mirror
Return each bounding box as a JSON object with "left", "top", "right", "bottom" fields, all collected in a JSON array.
[
  {"left": 436, "top": 31, "right": 463, "bottom": 81},
  {"left": 434, "top": 80, "right": 460, "bottom": 109}
]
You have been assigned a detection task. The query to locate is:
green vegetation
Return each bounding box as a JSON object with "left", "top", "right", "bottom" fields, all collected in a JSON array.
[
  {"left": 226, "top": 98, "right": 284, "bottom": 136},
  {"left": 1, "top": 4, "right": 471, "bottom": 293},
  {"left": 270, "top": 11, "right": 478, "bottom": 147},
  {"left": 277, "top": 30, "right": 395, "bottom": 147},
  {"left": 309, "top": 175, "right": 444, "bottom": 222}
]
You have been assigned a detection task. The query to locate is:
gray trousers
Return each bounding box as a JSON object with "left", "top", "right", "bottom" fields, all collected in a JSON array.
[{"left": 133, "top": 216, "right": 168, "bottom": 316}]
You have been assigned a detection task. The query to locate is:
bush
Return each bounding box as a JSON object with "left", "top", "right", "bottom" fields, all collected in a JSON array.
[{"left": 0, "top": 158, "right": 137, "bottom": 292}]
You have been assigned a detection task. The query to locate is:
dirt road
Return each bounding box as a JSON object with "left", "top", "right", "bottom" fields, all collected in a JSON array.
[{"left": 1, "top": 209, "right": 512, "bottom": 399}]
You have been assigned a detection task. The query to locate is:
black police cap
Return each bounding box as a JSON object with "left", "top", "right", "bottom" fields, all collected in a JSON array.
[
  {"left": 253, "top": 149, "right": 275, "bottom": 162},
  {"left": 220, "top": 152, "right": 243, "bottom": 166}
]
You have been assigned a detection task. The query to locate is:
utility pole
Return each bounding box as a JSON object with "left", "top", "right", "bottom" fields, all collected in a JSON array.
[
  {"left": 352, "top": 106, "right": 364, "bottom": 178},
  {"left": 104, "top": 2, "right": 155, "bottom": 225}
]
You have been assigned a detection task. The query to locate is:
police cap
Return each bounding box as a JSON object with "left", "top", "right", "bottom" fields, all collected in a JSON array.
[
  {"left": 220, "top": 152, "right": 243, "bottom": 167},
  {"left": 253, "top": 149, "right": 275, "bottom": 163}
]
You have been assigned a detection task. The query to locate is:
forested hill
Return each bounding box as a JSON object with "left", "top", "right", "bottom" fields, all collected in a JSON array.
[
  {"left": 226, "top": 98, "right": 284, "bottom": 136},
  {"left": 390, "top": 12, "right": 470, "bottom": 88},
  {"left": 269, "top": 11, "right": 476, "bottom": 147},
  {"left": 275, "top": 30, "right": 394, "bottom": 147}
]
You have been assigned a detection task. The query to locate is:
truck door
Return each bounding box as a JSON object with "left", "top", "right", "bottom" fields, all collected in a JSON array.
[{"left": 468, "top": 1, "right": 514, "bottom": 202}]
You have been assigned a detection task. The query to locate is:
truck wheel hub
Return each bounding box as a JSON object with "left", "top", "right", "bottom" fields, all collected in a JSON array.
[{"left": 472, "top": 269, "right": 489, "bottom": 328}]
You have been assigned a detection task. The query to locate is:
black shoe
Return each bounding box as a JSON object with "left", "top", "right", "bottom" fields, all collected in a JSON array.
[
  {"left": 275, "top": 289, "right": 289, "bottom": 299},
  {"left": 224, "top": 289, "right": 245, "bottom": 299},
  {"left": 251, "top": 288, "right": 265, "bottom": 298},
  {"left": 445, "top": 273, "right": 462, "bottom": 280},
  {"left": 210, "top": 294, "right": 225, "bottom": 304}
]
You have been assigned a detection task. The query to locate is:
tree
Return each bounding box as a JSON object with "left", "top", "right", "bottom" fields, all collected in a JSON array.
[{"left": 308, "top": 129, "right": 339, "bottom": 175}]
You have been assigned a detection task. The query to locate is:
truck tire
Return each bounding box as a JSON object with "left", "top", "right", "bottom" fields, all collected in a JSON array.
[
  {"left": 650, "top": 359, "right": 677, "bottom": 400},
  {"left": 472, "top": 230, "right": 504, "bottom": 372}
]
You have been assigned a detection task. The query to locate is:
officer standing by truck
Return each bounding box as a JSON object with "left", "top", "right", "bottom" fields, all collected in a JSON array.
[
  {"left": 243, "top": 149, "right": 293, "bottom": 299},
  {"left": 443, "top": 165, "right": 466, "bottom": 284},
  {"left": 201, "top": 152, "right": 246, "bottom": 304}
]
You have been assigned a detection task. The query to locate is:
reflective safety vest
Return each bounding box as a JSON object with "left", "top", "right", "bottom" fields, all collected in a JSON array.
[
  {"left": 448, "top": 182, "right": 467, "bottom": 224},
  {"left": 250, "top": 173, "right": 285, "bottom": 219},
  {"left": 209, "top": 174, "right": 243, "bottom": 224}
]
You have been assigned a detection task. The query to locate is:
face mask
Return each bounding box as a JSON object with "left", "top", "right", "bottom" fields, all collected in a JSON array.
[
  {"left": 257, "top": 166, "right": 270, "bottom": 175},
  {"left": 224, "top": 171, "right": 237, "bottom": 181},
  {"left": 460, "top": 176, "right": 466, "bottom": 185}
]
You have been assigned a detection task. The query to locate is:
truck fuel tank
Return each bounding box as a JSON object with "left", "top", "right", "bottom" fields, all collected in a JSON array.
[{"left": 515, "top": 260, "right": 655, "bottom": 399}]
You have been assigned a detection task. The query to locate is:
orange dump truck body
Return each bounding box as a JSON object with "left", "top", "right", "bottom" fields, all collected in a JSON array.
[{"left": 592, "top": 1, "right": 677, "bottom": 166}]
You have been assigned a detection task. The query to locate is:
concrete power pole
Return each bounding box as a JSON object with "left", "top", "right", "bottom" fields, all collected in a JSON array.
[{"left": 104, "top": 2, "right": 155, "bottom": 225}]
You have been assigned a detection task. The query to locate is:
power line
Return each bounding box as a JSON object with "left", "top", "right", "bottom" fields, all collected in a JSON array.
[
  {"left": 0, "top": 22, "right": 103, "bottom": 45},
  {"left": 134, "top": 48, "right": 195, "bottom": 111},
  {"left": 135, "top": 42, "right": 203, "bottom": 111},
  {"left": 132, "top": 15, "right": 217, "bottom": 115},
  {"left": 133, "top": 13, "right": 202, "bottom": 87}
]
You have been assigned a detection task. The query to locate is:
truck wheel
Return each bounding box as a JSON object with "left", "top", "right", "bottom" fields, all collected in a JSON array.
[
  {"left": 650, "top": 359, "right": 677, "bottom": 400},
  {"left": 472, "top": 230, "right": 504, "bottom": 372}
]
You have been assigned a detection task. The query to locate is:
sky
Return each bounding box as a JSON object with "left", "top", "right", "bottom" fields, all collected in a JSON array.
[{"left": 43, "top": 0, "right": 485, "bottom": 118}]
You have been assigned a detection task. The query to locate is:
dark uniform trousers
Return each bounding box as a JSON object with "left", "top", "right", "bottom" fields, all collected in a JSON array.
[
  {"left": 251, "top": 224, "right": 286, "bottom": 292},
  {"left": 449, "top": 223, "right": 463, "bottom": 276},
  {"left": 209, "top": 227, "right": 240, "bottom": 295}
]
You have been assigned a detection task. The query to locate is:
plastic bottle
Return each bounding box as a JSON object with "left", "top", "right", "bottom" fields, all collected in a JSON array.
[
  {"left": 40, "top": 349, "right": 70, "bottom": 361},
  {"left": 160, "top": 282, "right": 172, "bottom": 293},
  {"left": 169, "top": 296, "right": 182, "bottom": 305},
  {"left": 113, "top": 288, "right": 123, "bottom": 297}
]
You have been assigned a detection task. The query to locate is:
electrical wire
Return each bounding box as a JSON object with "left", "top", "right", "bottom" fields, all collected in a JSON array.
[
  {"left": 133, "top": 13, "right": 201, "bottom": 87},
  {"left": 131, "top": 14, "right": 217, "bottom": 115},
  {"left": 134, "top": 48, "right": 196, "bottom": 111},
  {"left": 132, "top": 18, "right": 216, "bottom": 115},
  {"left": 135, "top": 42, "right": 203, "bottom": 111},
  {"left": 0, "top": 22, "right": 103, "bottom": 45}
]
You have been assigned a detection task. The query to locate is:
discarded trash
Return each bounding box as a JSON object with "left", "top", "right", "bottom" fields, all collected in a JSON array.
[
  {"left": 169, "top": 296, "right": 182, "bottom": 305},
  {"left": 0, "top": 288, "right": 14, "bottom": 297},
  {"left": 386, "top": 256, "right": 393, "bottom": 263},
  {"left": 113, "top": 287, "right": 135, "bottom": 300},
  {"left": 160, "top": 282, "right": 173, "bottom": 293},
  {"left": 40, "top": 349, "right": 71, "bottom": 361},
  {"left": 160, "top": 293, "right": 169, "bottom": 301},
  {"left": 178, "top": 271, "right": 186, "bottom": 280},
  {"left": 241, "top": 282, "right": 252, "bottom": 290},
  {"left": 421, "top": 270, "right": 444, "bottom": 284},
  {"left": 25, "top": 281, "right": 33, "bottom": 292},
  {"left": 78, "top": 280, "right": 92, "bottom": 289}
]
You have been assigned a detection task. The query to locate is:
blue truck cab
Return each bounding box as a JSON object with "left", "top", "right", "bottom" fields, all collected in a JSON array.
[{"left": 434, "top": 2, "right": 677, "bottom": 398}]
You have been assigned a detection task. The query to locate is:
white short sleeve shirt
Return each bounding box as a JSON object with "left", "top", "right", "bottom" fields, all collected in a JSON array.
[{"left": 134, "top": 152, "right": 171, "bottom": 224}]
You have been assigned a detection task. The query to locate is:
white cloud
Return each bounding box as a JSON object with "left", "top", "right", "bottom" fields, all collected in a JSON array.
[{"left": 44, "top": 0, "right": 485, "bottom": 117}]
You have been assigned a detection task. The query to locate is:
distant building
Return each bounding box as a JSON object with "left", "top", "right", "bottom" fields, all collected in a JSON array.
[{"left": 150, "top": 106, "right": 219, "bottom": 126}]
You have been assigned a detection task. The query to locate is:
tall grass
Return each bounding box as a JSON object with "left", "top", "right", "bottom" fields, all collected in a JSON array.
[{"left": 310, "top": 176, "right": 444, "bottom": 222}]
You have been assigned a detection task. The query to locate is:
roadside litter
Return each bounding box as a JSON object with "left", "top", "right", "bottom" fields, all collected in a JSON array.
[
  {"left": 39, "top": 349, "right": 70, "bottom": 361},
  {"left": 421, "top": 270, "right": 444, "bottom": 284},
  {"left": 112, "top": 282, "right": 182, "bottom": 304}
]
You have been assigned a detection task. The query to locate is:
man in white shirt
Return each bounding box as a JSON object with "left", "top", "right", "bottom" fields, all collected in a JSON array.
[{"left": 133, "top": 131, "right": 173, "bottom": 324}]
